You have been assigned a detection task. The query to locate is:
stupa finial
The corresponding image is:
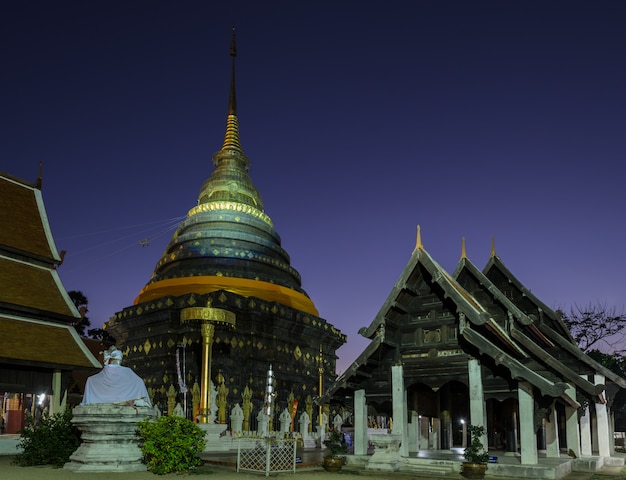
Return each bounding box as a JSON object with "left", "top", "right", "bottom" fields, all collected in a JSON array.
[
  {"left": 461, "top": 237, "right": 467, "bottom": 259},
  {"left": 220, "top": 26, "right": 243, "bottom": 154},
  {"left": 491, "top": 236, "right": 496, "bottom": 257}
]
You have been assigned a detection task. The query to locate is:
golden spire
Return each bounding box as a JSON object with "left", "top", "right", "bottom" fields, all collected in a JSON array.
[
  {"left": 461, "top": 236, "right": 467, "bottom": 259},
  {"left": 220, "top": 26, "right": 243, "bottom": 154},
  {"left": 490, "top": 236, "right": 496, "bottom": 257},
  {"left": 415, "top": 225, "right": 423, "bottom": 250}
]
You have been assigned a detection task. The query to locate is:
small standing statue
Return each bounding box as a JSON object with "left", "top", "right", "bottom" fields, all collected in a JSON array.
[
  {"left": 305, "top": 395, "right": 314, "bottom": 433},
  {"left": 298, "top": 410, "right": 311, "bottom": 437},
  {"left": 257, "top": 408, "right": 270, "bottom": 437},
  {"left": 231, "top": 403, "right": 244, "bottom": 435},
  {"left": 242, "top": 386, "right": 252, "bottom": 432},
  {"left": 279, "top": 407, "right": 292, "bottom": 435},
  {"left": 333, "top": 412, "right": 344, "bottom": 432},
  {"left": 216, "top": 371, "right": 228, "bottom": 424}
]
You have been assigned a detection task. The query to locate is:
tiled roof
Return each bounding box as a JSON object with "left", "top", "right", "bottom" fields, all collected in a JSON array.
[
  {"left": 0, "top": 255, "right": 77, "bottom": 317},
  {"left": 0, "top": 315, "right": 101, "bottom": 369},
  {"left": 0, "top": 174, "right": 58, "bottom": 261}
]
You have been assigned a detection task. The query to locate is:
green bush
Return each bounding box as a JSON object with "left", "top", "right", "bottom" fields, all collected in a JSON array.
[
  {"left": 13, "top": 409, "right": 81, "bottom": 467},
  {"left": 137, "top": 415, "right": 207, "bottom": 475}
]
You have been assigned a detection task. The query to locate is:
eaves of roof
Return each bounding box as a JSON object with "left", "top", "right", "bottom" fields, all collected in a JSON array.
[
  {"left": 537, "top": 321, "right": 626, "bottom": 389},
  {"left": 460, "top": 324, "right": 577, "bottom": 407},
  {"left": 0, "top": 315, "right": 101, "bottom": 369}
]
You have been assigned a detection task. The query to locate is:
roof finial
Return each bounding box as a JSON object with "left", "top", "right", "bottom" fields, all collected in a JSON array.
[
  {"left": 491, "top": 236, "right": 496, "bottom": 257},
  {"left": 415, "top": 225, "right": 423, "bottom": 250},
  {"left": 461, "top": 236, "right": 467, "bottom": 259}
]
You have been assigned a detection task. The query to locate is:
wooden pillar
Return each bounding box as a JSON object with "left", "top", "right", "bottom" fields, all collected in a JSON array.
[
  {"left": 49, "top": 370, "right": 66, "bottom": 415},
  {"left": 392, "top": 364, "right": 408, "bottom": 456},
  {"left": 565, "top": 384, "right": 581, "bottom": 458},
  {"left": 580, "top": 405, "right": 592, "bottom": 456},
  {"left": 545, "top": 403, "right": 560, "bottom": 457},
  {"left": 354, "top": 389, "right": 368, "bottom": 455},
  {"left": 468, "top": 358, "right": 488, "bottom": 449},
  {"left": 518, "top": 382, "right": 538, "bottom": 465},
  {"left": 594, "top": 374, "right": 611, "bottom": 457}
]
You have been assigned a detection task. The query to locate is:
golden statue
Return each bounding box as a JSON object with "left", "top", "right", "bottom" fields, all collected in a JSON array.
[
  {"left": 242, "top": 385, "right": 252, "bottom": 432},
  {"left": 216, "top": 370, "right": 228, "bottom": 424}
]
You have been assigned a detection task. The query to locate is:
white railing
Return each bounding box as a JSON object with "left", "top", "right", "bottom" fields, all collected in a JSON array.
[{"left": 237, "top": 437, "right": 297, "bottom": 476}]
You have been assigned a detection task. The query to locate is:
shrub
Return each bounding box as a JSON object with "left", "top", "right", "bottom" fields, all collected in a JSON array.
[
  {"left": 13, "top": 409, "right": 81, "bottom": 467},
  {"left": 463, "top": 424, "right": 489, "bottom": 464},
  {"left": 137, "top": 415, "right": 206, "bottom": 475},
  {"left": 323, "top": 428, "right": 349, "bottom": 457}
]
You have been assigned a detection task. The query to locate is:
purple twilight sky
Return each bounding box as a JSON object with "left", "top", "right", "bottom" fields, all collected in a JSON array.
[{"left": 2, "top": 1, "right": 625, "bottom": 373}]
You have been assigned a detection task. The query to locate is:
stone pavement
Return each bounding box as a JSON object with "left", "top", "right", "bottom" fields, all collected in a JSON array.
[{"left": 2, "top": 433, "right": 625, "bottom": 479}]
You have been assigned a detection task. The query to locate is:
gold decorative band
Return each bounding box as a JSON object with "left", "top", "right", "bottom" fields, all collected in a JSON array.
[
  {"left": 180, "top": 307, "right": 236, "bottom": 327},
  {"left": 187, "top": 201, "right": 273, "bottom": 228},
  {"left": 135, "top": 275, "right": 319, "bottom": 317}
]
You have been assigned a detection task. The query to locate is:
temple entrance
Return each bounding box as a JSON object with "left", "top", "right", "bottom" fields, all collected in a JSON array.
[{"left": 407, "top": 380, "right": 469, "bottom": 451}]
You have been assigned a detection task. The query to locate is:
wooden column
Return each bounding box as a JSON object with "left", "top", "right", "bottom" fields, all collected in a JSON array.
[
  {"left": 545, "top": 403, "right": 560, "bottom": 457},
  {"left": 565, "top": 384, "right": 581, "bottom": 458},
  {"left": 468, "top": 358, "right": 488, "bottom": 449},
  {"left": 392, "top": 364, "right": 408, "bottom": 456},
  {"left": 518, "top": 381, "right": 538, "bottom": 465},
  {"left": 354, "top": 389, "right": 368, "bottom": 455},
  {"left": 595, "top": 374, "right": 611, "bottom": 457}
]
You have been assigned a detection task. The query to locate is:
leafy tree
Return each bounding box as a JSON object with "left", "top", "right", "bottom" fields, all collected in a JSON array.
[
  {"left": 68, "top": 290, "right": 91, "bottom": 336},
  {"left": 560, "top": 302, "right": 626, "bottom": 353}
]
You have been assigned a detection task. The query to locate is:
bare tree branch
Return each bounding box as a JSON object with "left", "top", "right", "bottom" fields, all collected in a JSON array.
[{"left": 561, "top": 302, "right": 626, "bottom": 353}]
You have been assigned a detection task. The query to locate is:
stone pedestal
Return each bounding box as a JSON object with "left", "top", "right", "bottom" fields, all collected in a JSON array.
[
  {"left": 366, "top": 433, "right": 404, "bottom": 471},
  {"left": 64, "top": 404, "right": 154, "bottom": 472},
  {"left": 200, "top": 423, "right": 230, "bottom": 451}
]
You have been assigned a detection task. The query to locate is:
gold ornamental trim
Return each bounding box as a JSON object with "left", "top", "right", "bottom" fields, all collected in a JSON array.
[
  {"left": 187, "top": 201, "right": 273, "bottom": 228},
  {"left": 180, "top": 307, "right": 236, "bottom": 327}
]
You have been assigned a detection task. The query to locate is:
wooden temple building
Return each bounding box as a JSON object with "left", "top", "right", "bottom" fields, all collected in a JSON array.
[
  {"left": 104, "top": 31, "right": 346, "bottom": 426},
  {"left": 0, "top": 170, "right": 101, "bottom": 434},
  {"left": 320, "top": 227, "right": 625, "bottom": 470}
]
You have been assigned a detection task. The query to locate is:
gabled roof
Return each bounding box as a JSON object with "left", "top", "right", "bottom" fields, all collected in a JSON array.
[
  {"left": 0, "top": 171, "right": 78, "bottom": 322},
  {"left": 482, "top": 245, "right": 574, "bottom": 341},
  {"left": 0, "top": 170, "right": 101, "bottom": 392},
  {"left": 323, "top": 231, "right": 625, "bottom": 406},
  {"left": 0, "top": 172, "right": 61, "bottom": 262},
  {"left": 453, "top": 254, "right": 605, "bottom": 399}
]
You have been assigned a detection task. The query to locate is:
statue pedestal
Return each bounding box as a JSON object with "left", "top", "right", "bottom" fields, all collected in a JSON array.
[
  {"left": 366, "top": 433, "right": 404, "bottom": 471},
  {"left": 200, "top": 423, "right": 230, "bottom": 451},
  {"left": 64, "top": 404, "right": 154, "bottom": 472}
]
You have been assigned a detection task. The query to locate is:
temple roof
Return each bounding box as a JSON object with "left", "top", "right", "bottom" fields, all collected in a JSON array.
[
  {"left": 134, "top": 29, "right": 317, "bottom": 316},
  {"left": 0, "top": 171, "right": 77, "bottom": 321},
  {"left": 0, "top": 170, "right": 102, "bottom": 393},
  {"left": 321, "top": 228, "right": 624, "bottom": 405},
  {"left": 0, "top": 315, "right": 101, "bottom": 370},
  {"left": 0, "top": 171, "right": 61, "bottom": 263}
]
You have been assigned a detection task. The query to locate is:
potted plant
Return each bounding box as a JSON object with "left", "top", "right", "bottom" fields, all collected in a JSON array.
[
  {"left": 461, "top": 424, "right": 489, "bottom": 479},
  {"left": 322, "top": 428, "right": 349, "bottom": 472}
]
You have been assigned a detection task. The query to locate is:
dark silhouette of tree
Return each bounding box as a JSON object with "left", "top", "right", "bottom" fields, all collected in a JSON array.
[
  {"left": 68, "top": 290, "right": 116, "bottom": 343},
  {"left": 560, "top": 302, "right": 626, "bottom": 353},
  {"left": 87, "top": 327, "right": 116, "bottom": 343},
  {"left": 68, "top": 290, "right": 91, "bottom": 337}
]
